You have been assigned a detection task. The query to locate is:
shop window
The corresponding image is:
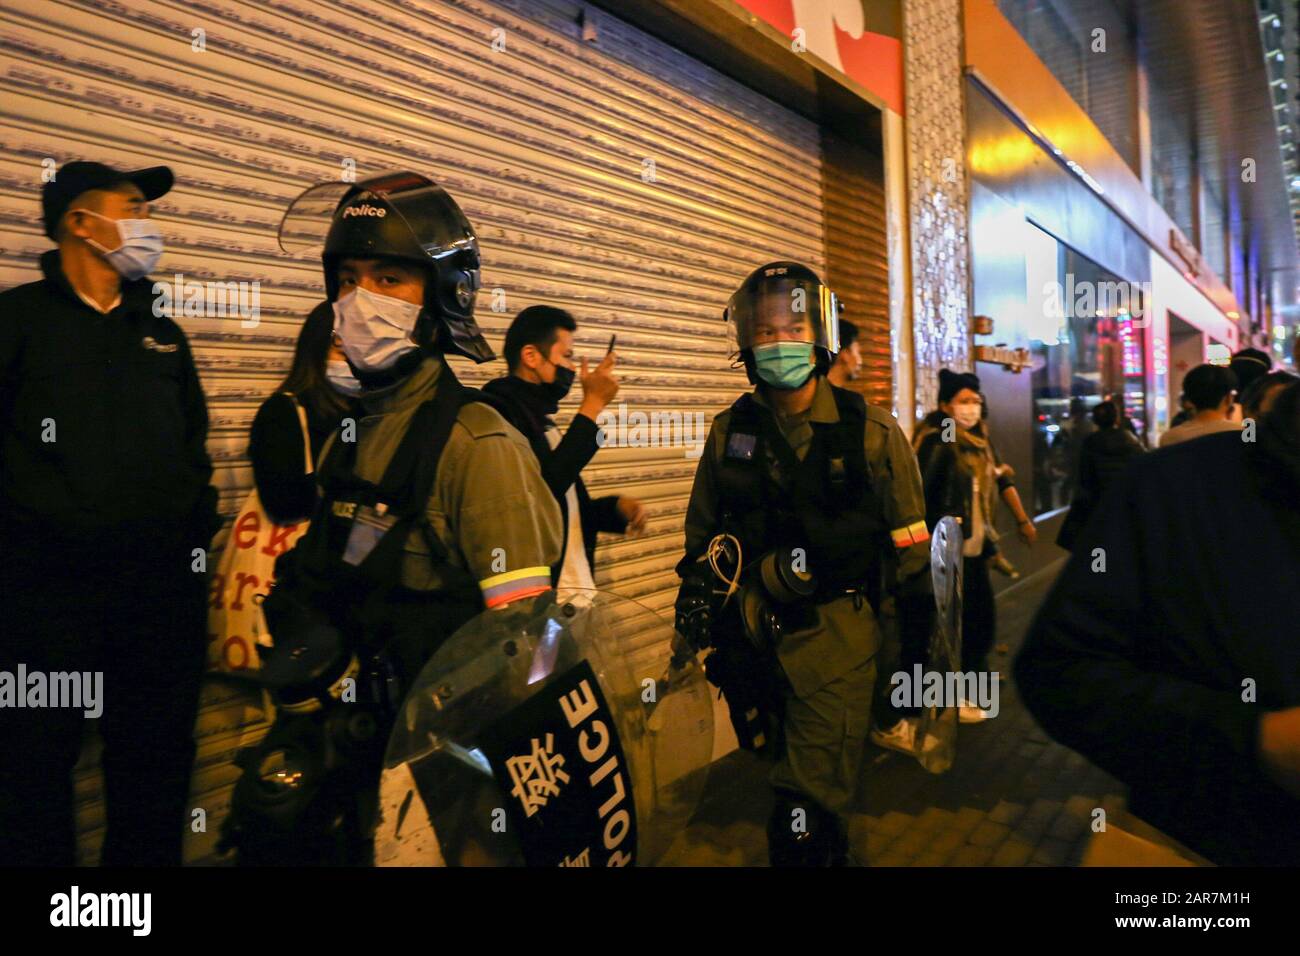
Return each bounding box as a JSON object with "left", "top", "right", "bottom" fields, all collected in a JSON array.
[{"left": 1030, "top": 246, "right": 1148, "bottom": 515}]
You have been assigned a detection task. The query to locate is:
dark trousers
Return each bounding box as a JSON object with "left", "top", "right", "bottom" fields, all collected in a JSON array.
[
  {"left": 875, "top": 553, "right": 998, "bottom": 726},
  {"left": 0, "top": 527, "right": 207, "bottom": 866},
  {"left": 961, "top": 555, "right": 996, "bottom": 673},
  {"left": 877, "top": 591, "right": 933, "bottom": 722}
]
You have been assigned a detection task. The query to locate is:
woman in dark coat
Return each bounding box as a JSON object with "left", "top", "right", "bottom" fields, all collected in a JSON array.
[
  {"left": 248, "top": 302, "right": 360, "bottom": 524},
  {"left": 1055, "top": 399, "right": 1144, "bottom": 552},
  {"left": 914, "top": 370, "right": 1033, "bottom": 722}
]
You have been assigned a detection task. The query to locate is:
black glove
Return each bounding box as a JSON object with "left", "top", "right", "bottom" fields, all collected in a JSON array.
[{"left": 674, "top": 567, "right": 715, "bottom": 651}]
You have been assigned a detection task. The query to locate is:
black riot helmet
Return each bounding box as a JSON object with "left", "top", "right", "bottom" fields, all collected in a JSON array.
[
  {"left": 278, "top": 171, "right": 493, "bottom": 363},
  {"left": 724, "top": 261, "right": 843, "bottom": 384}
]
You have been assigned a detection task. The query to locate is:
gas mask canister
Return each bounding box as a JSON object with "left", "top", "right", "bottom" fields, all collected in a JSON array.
[{"left": 740, "top": 546, "right": 819, "bottom": 652}]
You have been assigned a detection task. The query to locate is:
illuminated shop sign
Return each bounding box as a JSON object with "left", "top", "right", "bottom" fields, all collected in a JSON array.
[{"left": 736, "top": 0, "right": 904, "bottom": 113}]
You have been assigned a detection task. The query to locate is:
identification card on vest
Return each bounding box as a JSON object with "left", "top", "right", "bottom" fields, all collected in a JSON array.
[
  {"left": 726, "top": 432, "right": 757, "bottom": 461},
  {"left": 343, "top": 505, "right": 398, "bottom": 566}
]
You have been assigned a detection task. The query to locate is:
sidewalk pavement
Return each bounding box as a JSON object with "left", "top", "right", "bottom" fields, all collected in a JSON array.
[{"left": 665, "top": 559, "right": 1126, "bottom": 866}]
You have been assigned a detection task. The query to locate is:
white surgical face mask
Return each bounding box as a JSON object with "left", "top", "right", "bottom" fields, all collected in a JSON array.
[
  {"left": 952, "top": 404, "right": 982, "bottom": 430},
  {"left": 332, "top": 286, "right": 422, "bottom": 373},
  {"left": 326, "top": 359, "right": 364, "bottom": 397},
  {"left": 75, "top": 209, "right": 164, "bottom": 281}
]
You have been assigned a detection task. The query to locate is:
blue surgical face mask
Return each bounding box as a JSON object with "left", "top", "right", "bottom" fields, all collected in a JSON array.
[
  {"left": 326, "top": 359, "right": 364, "bottom": 397},
  {"left": 753, "top": 341, "right": 815, "bottom": 390},
  {"left": 332, "top": 286, "right": 423, "bottom": 373},
  {"left": 76, "top": 209, "right": 164, "bottom": 281}
]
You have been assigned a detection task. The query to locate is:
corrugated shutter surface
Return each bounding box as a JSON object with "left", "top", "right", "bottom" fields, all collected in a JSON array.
[
  {"left": 822, "top": 132, "right": 891, "bottom": 410},
  {"left": 0, "top": 0, "right": 827, "bottom": 862}
]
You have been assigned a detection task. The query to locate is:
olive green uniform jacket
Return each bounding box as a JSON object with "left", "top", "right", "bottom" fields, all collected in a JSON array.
[
  {"left": 320, "top": 356, "right": 563, "bottom": 608},
  {"left": 681, "top": 376, "right": 930, "bottom": 699}
]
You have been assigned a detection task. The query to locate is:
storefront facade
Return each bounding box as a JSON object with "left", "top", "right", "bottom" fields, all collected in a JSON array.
[
  {"left": 960, "top": 0, "right": 1297, "bottom": 576},
  {"left": 8, "top": 0, "right": 1292, "bottom": 867},
  {"left": 1, "top": 0, "right": 906, "bottom": 862}
]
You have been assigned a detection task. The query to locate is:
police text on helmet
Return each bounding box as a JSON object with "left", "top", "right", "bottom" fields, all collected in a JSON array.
[{"left": 342, "top": 204, "right": 387, "bottom": 218}]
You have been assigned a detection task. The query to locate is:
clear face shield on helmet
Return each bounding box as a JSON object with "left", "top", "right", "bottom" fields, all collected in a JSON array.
[
  {"left": 278, "top": 171, "right": 478, "bottom": 261},
  {"left": 277, "top": 171, "right": 493, "bottom": 363},
  {"left": 724, "top": 268, "right": 842, "bottom": 361}
]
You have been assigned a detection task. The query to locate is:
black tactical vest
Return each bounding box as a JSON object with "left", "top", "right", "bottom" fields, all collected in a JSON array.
[
  {"left": 716, "top": 385, "right": 887, "bottom": 595},
  {"left": 266, "top": 367, "right": 488, "bottom": 687}
]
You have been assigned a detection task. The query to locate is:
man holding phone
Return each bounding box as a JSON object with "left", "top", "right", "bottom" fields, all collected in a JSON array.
[{"left": 483, "top": 305, "right": 646, "bottom": 591}]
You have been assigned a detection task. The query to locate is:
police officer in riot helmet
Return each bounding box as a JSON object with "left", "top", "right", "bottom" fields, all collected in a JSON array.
[
  {"left": 222, "top": 172, "right": 562, "bottom": 864},
  {"left": 675, "top": 261, "right": 932, "bottom": 866}
]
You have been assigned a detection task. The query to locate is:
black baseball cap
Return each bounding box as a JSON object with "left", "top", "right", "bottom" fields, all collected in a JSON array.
[{"left": 41, "top": 161, "right": 173, "bottom": 239}]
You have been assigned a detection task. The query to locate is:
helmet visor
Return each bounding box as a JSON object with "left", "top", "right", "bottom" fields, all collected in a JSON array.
[
  {"left": 726, "top": 275, "right": 841, "bottom": 354},
  {"left": 277, "top": 171, "right": 478, "bottom": 264}
]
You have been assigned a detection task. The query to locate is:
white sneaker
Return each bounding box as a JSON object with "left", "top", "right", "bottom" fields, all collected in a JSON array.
[
  {"left": 956, "top": 697, "right": 993, "bottom": 724},
  {"left": 870, "top": 717, "right": 942, "bottom": 756}
]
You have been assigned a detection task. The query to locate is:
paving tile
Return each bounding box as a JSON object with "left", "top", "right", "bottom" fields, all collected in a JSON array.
[
  {"left": 988, "top": 800, "right": 1027, "bottom": 825},
  {"left": 892, "top": 828, "right": 937, "bottom": 856},
  {"left": 968, "top": 819, "right": 1012, "bottom": 848},
  {"left": 676, "top": 565, "right": 1125, "bottom": 868},
  {"left": 925, "top": 828, "right": 967, "bottom": 857},
  {"left": 952, "top": 806, "right": 985, "bottom": 835},
  {"left": 948, "top": 844, "right": 995, "bottom": 867},
  {"left": 864, "top": 830, "right": 897, "bottom": 858},
  {"left": 873, "top": 849, "right": 912, "bottom": 867},
  {"left": 990, "top": 838, "right": 1035, "bottom": 867},
  {"left": 875, "top": 811, "right": 913, "bottom": 836},
  {"left": 916, "top": 806, "right": 957, "bottom": 830},
  {"left": 1030, "top": 837, "right": 1072, "bottom": 866},
  {"left": 1023, "top": 798, "right": 1061, "bottom": 827},
  {"left": 1048, "top": 811, "right": 1088, "bottom": 842}
]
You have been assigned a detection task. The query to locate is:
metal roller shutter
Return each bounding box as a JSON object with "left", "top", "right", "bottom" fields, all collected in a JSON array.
[
  {"left": 0, "top": 0, "right": 861, "bottom": 863},
  {"left": 822, "top": 131, "right": 892, "bottom": 410}
]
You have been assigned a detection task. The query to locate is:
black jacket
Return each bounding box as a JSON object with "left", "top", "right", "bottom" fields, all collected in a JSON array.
[
  {"left": 248, "top": 391, "right": 351, "bottom": 525},
  {"left": 914, "top": 413, "right": 1013, "bottom": 535},
  {"left": 1016, "top": 427, "right": 1300, "bottom": 865},
  {"left": 0, "top": 250, "right": 216, "bottom": 547},
  {"left": 1055, "top": 426, "right": 1144, "bottom": 551},
  {"left": 481, "top": 376, "right": 625, "bottom": 582}
]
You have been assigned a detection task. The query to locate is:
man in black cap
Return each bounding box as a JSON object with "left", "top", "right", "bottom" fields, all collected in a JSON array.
[{"left": 0, "top": 161, "right": 219, "bottom": 865}]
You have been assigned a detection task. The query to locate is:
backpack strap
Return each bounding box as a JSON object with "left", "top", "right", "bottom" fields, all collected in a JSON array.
[
  {"left": 376, "top": 385, "right": 468, "bottom": 520},
  {"left": 824, "top": 385, "right": 871, "bottom": 505},
  {"left": 355, "top": 369, "right": 475, "bottom": 576},
  {"left": 718, "top": 392, "right": 770, "bottom": 521},
  {"left": 279, "top": 391, "right": 314, "bottom": 476}
]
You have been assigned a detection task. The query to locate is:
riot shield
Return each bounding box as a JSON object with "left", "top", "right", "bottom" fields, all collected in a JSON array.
[
  {"left": 914, "top": 516, "right": 963, "bottom": 774},
  {"left": 376, "top": 589, "right": 714, "bottom": 866}
]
